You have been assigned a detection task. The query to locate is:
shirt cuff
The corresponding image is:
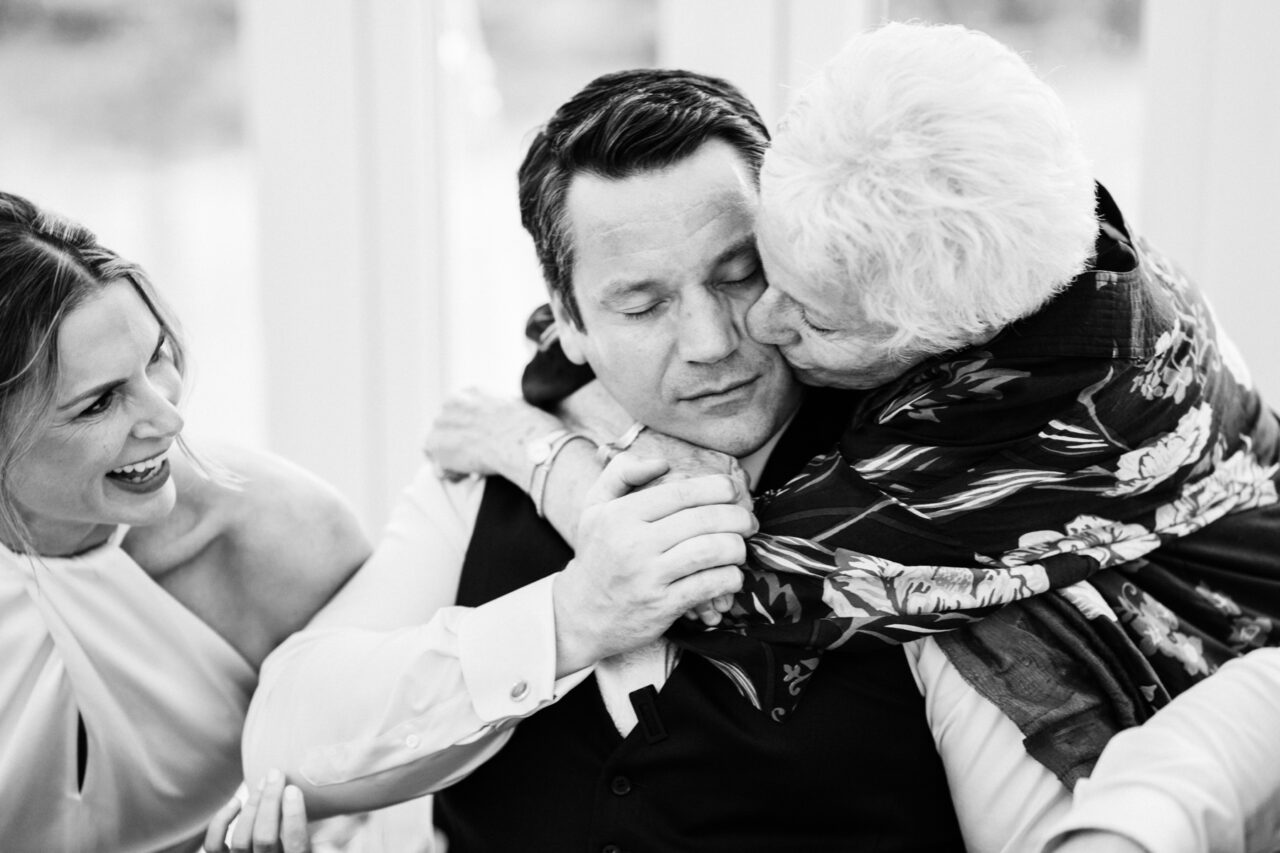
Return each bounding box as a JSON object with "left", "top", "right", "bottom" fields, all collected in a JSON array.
[{"left": 459, "top": 573, "right": 590, "bottom": 722}]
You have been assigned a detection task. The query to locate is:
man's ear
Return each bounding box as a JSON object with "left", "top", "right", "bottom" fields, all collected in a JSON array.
[{"left": 550, "top": 294, "right": 588, "bottom": 365}]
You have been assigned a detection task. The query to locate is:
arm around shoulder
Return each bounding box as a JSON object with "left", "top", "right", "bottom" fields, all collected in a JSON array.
[{"left": 1040, "top": 647, "right": 1280, "bottom": 853}]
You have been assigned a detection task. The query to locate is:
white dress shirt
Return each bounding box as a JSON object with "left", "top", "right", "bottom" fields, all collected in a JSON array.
[{"left": 243, "top": 464, "right": 1280, "bottom": 853}]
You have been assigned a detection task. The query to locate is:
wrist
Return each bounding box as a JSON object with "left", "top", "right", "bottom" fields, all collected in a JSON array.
[
  {"left": 595, "top": 421, "right": 646, "bottom": 466},
  {"left": 551, "top": 568, "right": 601, "bottom": 676},
  {"left": 525, "top": 428, "right": 596, "bottom": 518},
  {"left": 498, "top": 410, "right": 566, "bottom": 485}
]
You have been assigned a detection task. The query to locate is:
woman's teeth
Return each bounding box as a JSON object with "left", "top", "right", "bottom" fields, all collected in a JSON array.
[{"left": 108, "top": 452, "right": 167, "bottom": 483}]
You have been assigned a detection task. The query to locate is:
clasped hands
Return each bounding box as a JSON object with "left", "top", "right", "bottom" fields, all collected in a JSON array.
[
  {"left": 425, "top": 388, "right": 755, "bottom": 666},
  {"left": 552, "top": 453, "right": 755, "bottom": 675}
]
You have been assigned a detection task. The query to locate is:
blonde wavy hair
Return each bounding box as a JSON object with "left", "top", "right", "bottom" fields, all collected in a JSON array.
[{"left": 761, "top": 21, "right": 1099, "bottom": 357}]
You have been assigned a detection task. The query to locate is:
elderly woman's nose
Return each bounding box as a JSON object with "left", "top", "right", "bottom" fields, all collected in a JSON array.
[{"left": 746, "top": 287, "right": 796, "bottom": 345}]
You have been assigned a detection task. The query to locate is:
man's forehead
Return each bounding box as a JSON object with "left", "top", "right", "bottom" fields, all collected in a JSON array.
[{"left": 564, "top": 144, "right": 760, "bottom": 302}]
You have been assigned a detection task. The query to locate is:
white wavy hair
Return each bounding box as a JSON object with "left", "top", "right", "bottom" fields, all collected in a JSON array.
[{"left": 761, "top": 22, "right": 1099, "bottom": 356}]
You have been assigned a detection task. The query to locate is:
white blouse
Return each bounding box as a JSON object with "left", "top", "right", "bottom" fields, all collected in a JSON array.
[{"left": 0, "top": 529, "right": 255, "bottom": 853}]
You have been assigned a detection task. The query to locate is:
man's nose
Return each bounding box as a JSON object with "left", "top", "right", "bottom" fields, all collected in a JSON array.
[
  {"left": 676, "top": 291, "right": 739, "bottom": 364},
  {"left": 746, "top": 286, "right": 796, "bottom": 346}
]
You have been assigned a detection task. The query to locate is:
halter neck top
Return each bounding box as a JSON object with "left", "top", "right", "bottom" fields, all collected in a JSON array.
[{"left": 0, "top": 529, "right": 256, "bottom": 852}]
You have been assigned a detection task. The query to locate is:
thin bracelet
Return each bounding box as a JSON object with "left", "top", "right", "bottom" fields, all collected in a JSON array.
[
  {"left": 595, "top": 421, "right": 646, "bottom": 466},
  {"left": 532, "top": 432, "right": 594, "bottom": 518}
]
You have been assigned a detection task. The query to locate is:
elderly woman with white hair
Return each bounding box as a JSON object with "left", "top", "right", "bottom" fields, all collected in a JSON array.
[
  {"left": 736, "top": 22, "right": 1280, "bottom": 850},
  {"left": 739, "top": 20, "right": 1280, "bottom": 717},
  {"left": 427, "top": 22, "right": 1280, "bottom": 852}
]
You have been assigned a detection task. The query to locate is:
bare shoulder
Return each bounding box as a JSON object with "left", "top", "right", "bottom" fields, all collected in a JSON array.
[
  {"left": 126, "top": 443, "right": 371, "bottom": 665},
  {"left": 132, "top": 442, "right": 369, "bottom": 573},
  {"left": 201, "top": 442, "right": 371, "bottom": 571}
]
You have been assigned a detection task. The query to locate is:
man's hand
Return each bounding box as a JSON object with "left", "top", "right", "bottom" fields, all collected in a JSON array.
[
  {"left": 425, "top": 388, "right": 564, "bottom": 482},
  {"left": 622, "top": 430, "right": 752, "bottom": 626},
  {"left": 552, "top": 453, "right": 755, "bottom": 675}
]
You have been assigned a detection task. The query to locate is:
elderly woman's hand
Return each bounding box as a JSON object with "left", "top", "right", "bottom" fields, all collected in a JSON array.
[
  {"left": 204, "top": 771, "right": 309, "bottom": 853},
  {"left": 628, "top": 430, "right": 750, "bottom": 509},
  {"left": 424, "top": 388, "right": 565, "bottom": 482}
]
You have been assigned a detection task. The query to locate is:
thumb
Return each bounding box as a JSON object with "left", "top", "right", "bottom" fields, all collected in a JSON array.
[{"left": 585, "top": 452, "right": 670, "bottom": 505}]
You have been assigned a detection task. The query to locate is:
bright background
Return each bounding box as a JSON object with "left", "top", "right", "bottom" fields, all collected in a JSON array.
[{"left": 1, "top": 0, "right": 1275, "bottom": 530}]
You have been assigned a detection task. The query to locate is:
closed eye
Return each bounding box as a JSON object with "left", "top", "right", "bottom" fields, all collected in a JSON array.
[
  {"left": 800, "top": 311, "right": 836, "bottom": 335},
  {"left": 719, "top": 266, "right": 762, "bottom": 287},
  {"left": 621, "top": 303, "right": 662, "bottom": 320}
]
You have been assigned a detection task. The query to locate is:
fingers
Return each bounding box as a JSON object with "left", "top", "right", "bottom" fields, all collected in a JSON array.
[
  {"left": 622, "top": 472, "right": 743, "bottom": 522},
  {"left": 691, "top": 600, "right": 722, "bottom": 626},
  {"left": 203, "top": 793, "right": 242, "bottom": 852},
  {"left": 649, "top": 503, "right": 757, "bottom": 552},
  {"left": 683, "top": 591, "right": 737, "bottom": 625},
  {"left": 224, "top": 771, "right": 309, "bottom": 853},
  {"left": 279, "top": 786, "right": 310, "bottom": 853},
  {"left": 668, "top": 566, "right": 744, "bottom": 614},
  {"left": 661, "top": 531, "right": 748, "bottom": 578},
  {"left": 227, "top": 778, "right": 263, "bottom": 853},
  {"left": 584, "top": 453, "right": 670, "bottom": 505},
  {"left": 251, "top": 769, "right": 285, "bottom": 853}
]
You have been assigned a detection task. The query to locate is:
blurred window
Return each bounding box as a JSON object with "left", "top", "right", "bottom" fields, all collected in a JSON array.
[
  {"left": 888, "top": 0, "right": 1145, "bottom": 215},
  {"left": 443, "top": 0, "right": 658, "bottom": 392},
  {"left": 0, "top": 0, "right": 261, "bottom": 443}
]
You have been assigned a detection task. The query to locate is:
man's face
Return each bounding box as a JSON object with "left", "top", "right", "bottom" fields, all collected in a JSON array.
[
  {"left": 555, "top": 140, "right": 801, "bottom": 457},
  {"left": 746, "top": 217, "right": 928, "bottom": 390}
]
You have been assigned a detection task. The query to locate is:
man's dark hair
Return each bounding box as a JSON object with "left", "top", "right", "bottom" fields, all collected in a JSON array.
[{"left": 517, "top": 68, "right": 769, "bottom": 329}]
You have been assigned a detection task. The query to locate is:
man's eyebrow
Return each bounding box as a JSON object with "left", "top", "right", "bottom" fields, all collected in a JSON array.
[
  {"left": 711, "top": 236, "right": 760, "bottom": 268},
  {"left": 599, "top": 278, "right": 663, "bottom": 306},
  {"left": 597, "top": 238, "right": 760, "bottom": 306}
]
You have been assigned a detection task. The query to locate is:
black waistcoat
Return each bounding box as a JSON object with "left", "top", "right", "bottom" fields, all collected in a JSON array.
[{"left": 434, "top": 391, "right": 965, "bottom": 853}]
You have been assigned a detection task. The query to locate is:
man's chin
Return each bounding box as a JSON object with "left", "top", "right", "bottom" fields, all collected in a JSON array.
[{"left": 670, "top": 416, "right": 785, "bottom": 459}]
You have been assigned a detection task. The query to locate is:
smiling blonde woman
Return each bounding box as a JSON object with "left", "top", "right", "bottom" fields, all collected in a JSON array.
[{"left": 0, "top": 190, "right": 367, "bottom": 853}]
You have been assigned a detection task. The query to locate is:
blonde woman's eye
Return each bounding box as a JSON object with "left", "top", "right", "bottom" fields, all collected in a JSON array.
[{"left": 80, "top": 391, "right": 116, "bottom": 418}]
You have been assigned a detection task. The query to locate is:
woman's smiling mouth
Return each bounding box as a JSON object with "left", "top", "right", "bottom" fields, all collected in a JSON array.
[{"left": 107, "top": 450, "right": 169, "bottom": 486}]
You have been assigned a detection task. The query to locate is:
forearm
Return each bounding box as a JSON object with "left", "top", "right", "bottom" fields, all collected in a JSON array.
[
  {"left": 1041, "top": 647, "right": 1280, "bottom": 853},
  {"left": 242, "top": 576, "right": 590, "bottom": 818}
]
